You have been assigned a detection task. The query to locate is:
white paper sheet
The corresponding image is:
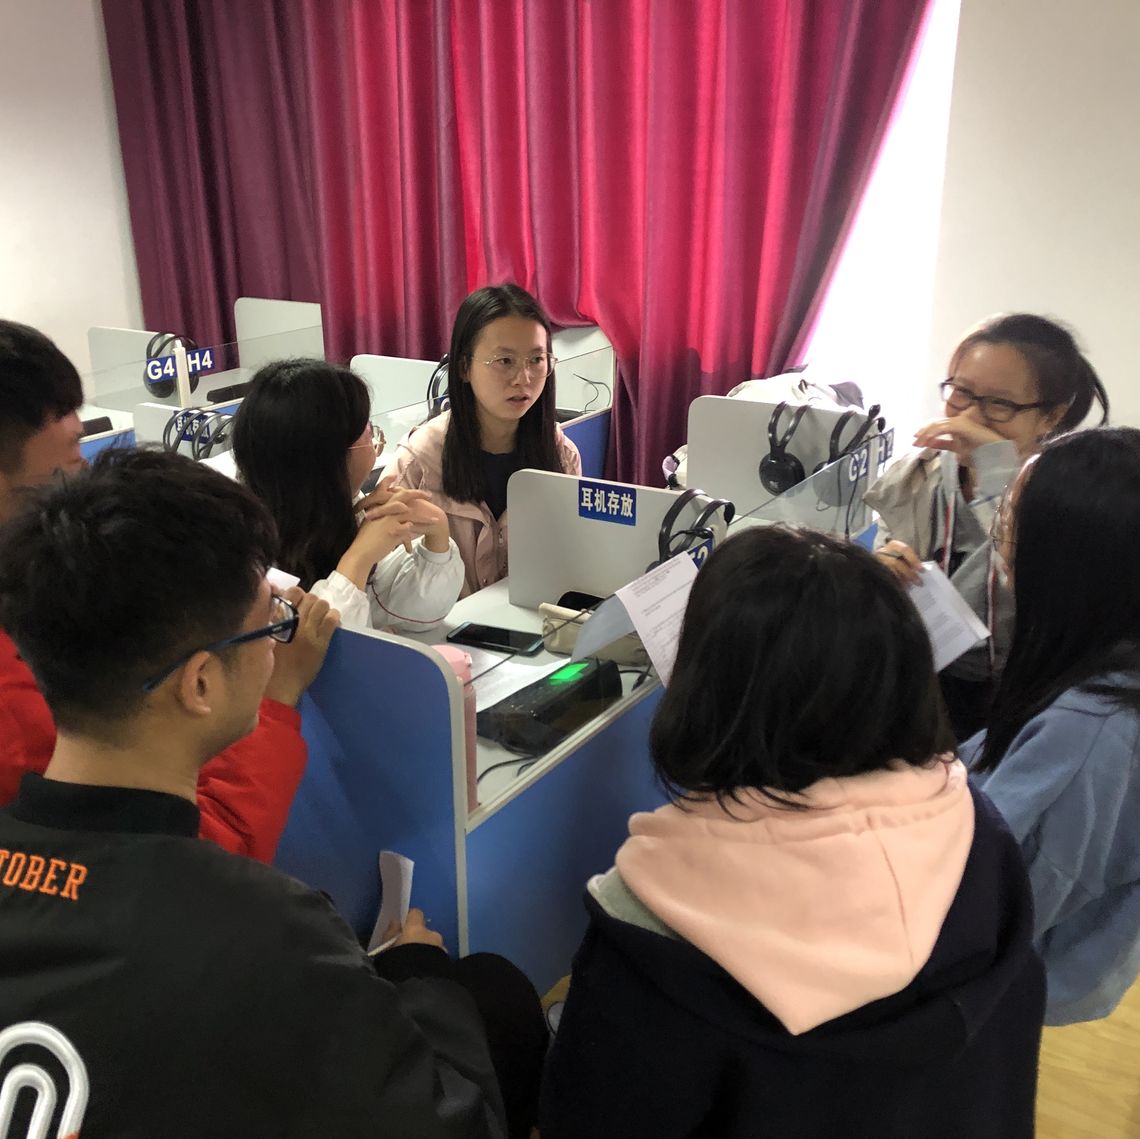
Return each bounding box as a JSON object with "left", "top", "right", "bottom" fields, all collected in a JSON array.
[
  {"left": 266, "top": 566, "right": 301, "bottom": 592},
  {"left": 571, "top": 595, "right": 638, "bottom": 663},
  {"left": 367, "top": 850, "right": 415, "bottom": 953},
  {"left": 907, "top": 562, "right": 990, "bottom": 672},
  {"left": 613, "top": 554, "right": 698, "bottom": 684}
]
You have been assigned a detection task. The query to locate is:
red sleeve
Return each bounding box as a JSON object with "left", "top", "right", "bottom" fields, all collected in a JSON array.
[
  {"left": 0, "top": 630, "right": 57, "bottom": 806},
  {"left": 194, "top": 699, "right": 308, "bottom": 864}
]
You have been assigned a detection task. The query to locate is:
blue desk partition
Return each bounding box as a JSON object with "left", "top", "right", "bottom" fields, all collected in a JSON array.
[
  {"left": 273, "top": 623, "right": 668, "bottom": 988},
  {"left": 81, "top": 431, "right": 135, "bottom": 461},
  {"left": 563, "top": 410, "right": 609, "bottom": 480},
  {"left": 274, "top": 629, "right": 466, "bottom": 952}
]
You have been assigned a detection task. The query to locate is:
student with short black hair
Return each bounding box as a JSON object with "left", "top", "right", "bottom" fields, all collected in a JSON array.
[
  {"left": 966, "top": 426, "right": 1140, "bottom": 1024},
  {"left": 0, "top": 320, "right": 327, "bottom": 863},
  {"left": 541, "top": 527, "right": 1044, "bottom": 1139},
  {"left": 0, "top": 318, "right": 84, "bottom": 519},
  {"left": 391, "top": 285, "right": 582, "bottom": 596},
  {"left": 867, "top": 313, "right": 1108, "bottom": 739},
  {"left": 0, "top": 448, "right": 539, "bottom": 1137},
  {"left": 233, "top": 358, "right": 463, "bottom": 630}
]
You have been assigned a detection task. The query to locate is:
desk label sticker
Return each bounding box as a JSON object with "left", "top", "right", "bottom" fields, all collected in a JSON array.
[
  {"left": 687, "top": 538, "right": 713, "bottom": 569},
  {"left": 145, "top": 347, "right": 219, "bottom": 384},
  {"left": 876, "top": 427, "right": 895, "bottom": 472},
  {"left": 578, "top": 480, "right": 636, "bottom": 526}
]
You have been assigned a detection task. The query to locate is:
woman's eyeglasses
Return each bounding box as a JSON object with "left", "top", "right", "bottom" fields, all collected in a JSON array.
[
  {"left": 141, "top": 594, "right": 299, "bottom": 694},
  {"left": 476, "top": 353, "right": 557, "bottom": 380},
  {"left": 939, "top": 381, "right": 1049, "bottom": 425},
  {"left": 350, "top": 422, "right": 386, "bottom": 457}
]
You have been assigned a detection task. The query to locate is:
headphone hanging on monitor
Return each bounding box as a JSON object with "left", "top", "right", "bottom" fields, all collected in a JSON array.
[
  {"left": 648, "top": 487, "right": 735, "bottom": 572},
  {"left": 811, "top": 404, "right": 885, "bottom": 509},
  {"left": 191, "top": 411, "right": 236, "bottom": 460},
  {"left": 162, "top": 408, "right": 209, "bottom": 453},
  {"left": 759, "top": 402, "right": 809, "bottom": 496},
  {"left": 425, "top": 355, "right": 450, "bottom": 420},
  {"left": 144, "top": 332, "right": 200, "bottom": 399},
  {"left": 812, "top": 404, "right": 882, "bottom": 475}
]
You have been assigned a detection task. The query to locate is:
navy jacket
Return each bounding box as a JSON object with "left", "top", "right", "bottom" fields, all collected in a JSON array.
[{"left": 540, "top": 787, "right": 1044, "bottom": 1138}]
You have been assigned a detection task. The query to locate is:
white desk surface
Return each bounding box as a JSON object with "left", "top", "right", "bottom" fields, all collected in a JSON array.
[{"left": 400, "top": 580, "right": 656, "bottom": 813}]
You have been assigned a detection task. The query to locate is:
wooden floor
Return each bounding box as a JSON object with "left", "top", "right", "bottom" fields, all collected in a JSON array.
[{"left": 1036, "top": 978, "right": 1140, "bottom": 1137}]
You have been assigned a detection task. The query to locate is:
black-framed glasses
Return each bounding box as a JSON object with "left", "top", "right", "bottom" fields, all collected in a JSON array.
[
  {"left": 939, "top": 381, "right": 1049, "bottom": 425},
  {"left": 475, "top": 352, "right": 557, "bottom": 380},
  {"left": 141, "top": 595, "right": 299, "bottom": 694}
]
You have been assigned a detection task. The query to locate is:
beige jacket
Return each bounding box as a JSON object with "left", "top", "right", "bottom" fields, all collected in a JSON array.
[{"left": 390, "top": 412, "right": 582, "bottom": 598}]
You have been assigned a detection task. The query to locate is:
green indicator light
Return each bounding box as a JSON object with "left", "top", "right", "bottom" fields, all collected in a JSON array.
[{"left": 549, "top": 661, "right": 591, "bottom": 685}]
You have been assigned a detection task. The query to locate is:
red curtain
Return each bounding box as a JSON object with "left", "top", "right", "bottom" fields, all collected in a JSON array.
[{"left": 102, "top": 0, "right": 928, "bottom": 484}]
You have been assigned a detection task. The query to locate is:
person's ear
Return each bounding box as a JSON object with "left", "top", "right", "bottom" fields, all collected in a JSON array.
[
  {"left": 1036, "top": 404, "right": 1067, "bottom": 443},
  {"left": 174, "top": 651, "right": 219, "bottom": 718}
]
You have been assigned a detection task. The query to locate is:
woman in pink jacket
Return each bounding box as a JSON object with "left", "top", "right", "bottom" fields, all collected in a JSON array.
[{"left": 391, "top": 285, "right": 582, "bottom": 597}]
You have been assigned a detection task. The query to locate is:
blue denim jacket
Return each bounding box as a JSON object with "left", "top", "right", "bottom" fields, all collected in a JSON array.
[{"left": 965, "top": 680, "right": 1140, "bottom": 1024}]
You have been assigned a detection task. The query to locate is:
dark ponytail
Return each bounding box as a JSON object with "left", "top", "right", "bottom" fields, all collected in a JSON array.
[{"left": 952, "top": 313, "right": 1108, "bottom": 433}]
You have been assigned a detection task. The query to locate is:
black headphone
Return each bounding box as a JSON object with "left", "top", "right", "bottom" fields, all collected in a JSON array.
[
  {"left": 759, "top": 402, "right": 809, "bottom": 496},
  {"left": 144, "top": 332, "right": 200, "bottom": 399},
  {"left": 648, "top": 487, "right": 735, "bottom": 572},
  {"left": 811, "top": 405, "right": 885, "bottom": 509},
  {"left": 812, "top": 404, "right": 882, "bottom": 475},
  {"left": 425, "top": 355, "right": 450, "bottom": 420},
  {"left": 162, "top": 408, "right": 208, "bottom": 453},
  {"left": 192, "top": 411, "right": 234, "bottom": 460}
]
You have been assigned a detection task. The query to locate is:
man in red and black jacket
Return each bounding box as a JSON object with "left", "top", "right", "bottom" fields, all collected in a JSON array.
[{"left": 0, "top": 319, "right": 330, "bottom": 862}]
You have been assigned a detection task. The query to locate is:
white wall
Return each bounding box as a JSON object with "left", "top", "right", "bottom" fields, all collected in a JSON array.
[
  {"left": 0, "top": 0, "right": 142, "bottom": 381},
  {"left": 929, "top": 0, "right": 1140, "bottom": 427}
]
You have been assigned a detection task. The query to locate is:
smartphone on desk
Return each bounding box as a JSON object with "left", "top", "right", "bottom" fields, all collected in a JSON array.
[{"left": 446, "top": 621, "right": 545, "bottom": 656}]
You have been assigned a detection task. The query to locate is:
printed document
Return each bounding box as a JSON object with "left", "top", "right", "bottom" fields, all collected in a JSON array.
[{"left": 908, "top": 562, "right": 990, "bottom": 672}]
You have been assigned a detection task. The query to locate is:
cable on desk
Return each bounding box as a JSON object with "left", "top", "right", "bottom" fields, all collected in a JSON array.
[{"left": 476, "top": 756, "right": 539, "bottom": 785}]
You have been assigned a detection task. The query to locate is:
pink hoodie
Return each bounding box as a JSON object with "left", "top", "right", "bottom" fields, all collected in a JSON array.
[{"left": 615, "top": 757, "right": 974, "bottom": 1036}]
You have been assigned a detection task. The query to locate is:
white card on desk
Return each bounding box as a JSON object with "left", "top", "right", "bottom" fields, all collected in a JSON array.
[
  {"left": 908, "top": 562, "right": 990, "bottom": 673},
  {"left": 367, "top": 850, "right": 415, "bottom": 954}
]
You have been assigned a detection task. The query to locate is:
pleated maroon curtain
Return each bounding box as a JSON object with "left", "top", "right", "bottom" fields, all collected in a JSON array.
[{"left": 102, "top": 0, "right": 928, "bottom": 484}]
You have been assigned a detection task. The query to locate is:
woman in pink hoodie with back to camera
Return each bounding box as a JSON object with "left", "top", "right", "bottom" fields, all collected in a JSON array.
[{"left": 541, "top": 526, "right": 1045, "bottom": 1139}]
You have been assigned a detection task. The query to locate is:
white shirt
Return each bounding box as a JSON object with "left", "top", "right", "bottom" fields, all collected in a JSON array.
[{"left": 310, "top": 538, "right": 463, "bottom": 633}]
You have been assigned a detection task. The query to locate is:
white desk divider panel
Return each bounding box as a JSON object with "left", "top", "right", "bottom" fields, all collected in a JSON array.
[
  {"left": 506, "top": 470, "right": 732, "bottom": 609},
  {"left": 350, "top": 353, "right": 438, "bottom": 416},
  {"left": 552, "top": 327, "right": 615, "bottom": 413},
  {"left": 686, "top": 395, "right": 889, "bottom": 522},
  {"left": 233, "top": 297, "right": 325, "bottom": 369},
  {"left": 88, "top": 300, "right": 324, "bottom": 417},
  {"left": 78, "top": 405, "right": 135, "bottom": 460}
]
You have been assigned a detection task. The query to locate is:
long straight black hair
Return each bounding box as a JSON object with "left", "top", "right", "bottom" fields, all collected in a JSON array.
[
  {"left": 232, "top": 358, "right": 370, "bottom": 589},
  {"left": 951, "top": 313, "right": 1109, "bottom": 431},
  {"left": 441, "top": 284, "right": 562, "bottom": 503},
  {"left": 978, "top": 427, "right": 1140, "bottom": 771}
]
